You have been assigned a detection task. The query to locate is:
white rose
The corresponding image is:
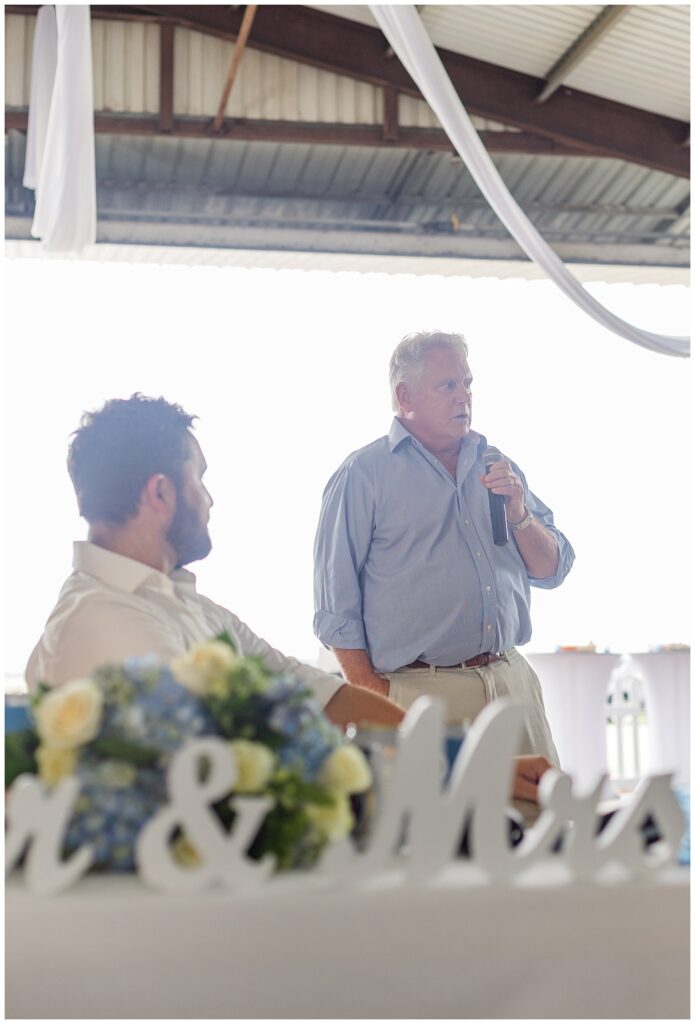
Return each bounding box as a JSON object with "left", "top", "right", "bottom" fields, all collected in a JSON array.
[
  {"left": 319, "top": 744, "right": 372, "bottom": 795},
  {"left": 306, "top": 793, "right": 354, "bottom": 843},
  {"left": 171, "top": 641, "right": 239, "bottom": 695},
  {"left": 35, "top": 679, "right": 103, "bottom": 750},
  {"left": 229, "top": 740, "right": 275, "bottom": 793}
]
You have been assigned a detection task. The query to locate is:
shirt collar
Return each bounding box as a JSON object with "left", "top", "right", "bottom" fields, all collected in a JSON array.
[
  {"left": 72, "top": 541, "right": 196, "bottom": 597},
  {"left": 388, "top": 417, "right": 486, "bottom": 457},
  {"left": 388, "top": 417, "right": 413, "bottom": 452}
]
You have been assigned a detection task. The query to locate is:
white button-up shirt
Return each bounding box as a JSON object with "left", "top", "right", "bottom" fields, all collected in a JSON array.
[{"left": 25, "top": 542, "right": 344, "bottom": 708}]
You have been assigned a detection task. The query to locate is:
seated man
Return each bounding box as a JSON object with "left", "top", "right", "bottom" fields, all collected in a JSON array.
[{"left": 26, "top": 395, "right": 549, "bottom": 803}]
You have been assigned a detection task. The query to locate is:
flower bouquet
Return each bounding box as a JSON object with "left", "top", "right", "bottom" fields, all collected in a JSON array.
[{"left": 5, "top": 633, "right": 372, "bottom": 873}]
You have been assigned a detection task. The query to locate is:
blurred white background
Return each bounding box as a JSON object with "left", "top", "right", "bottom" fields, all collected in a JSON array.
[{"left": 4, "top": 255, "right": 690, "bottom": 689}]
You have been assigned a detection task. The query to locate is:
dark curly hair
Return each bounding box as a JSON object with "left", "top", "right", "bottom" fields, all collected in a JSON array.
[{"left": 67, "top": 394, "right": 197, "bottom": 524}]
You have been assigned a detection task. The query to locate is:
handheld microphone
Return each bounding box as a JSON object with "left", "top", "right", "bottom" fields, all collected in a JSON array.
[{"left": 483, "top": 445, "right": 509, "bottom": 546}]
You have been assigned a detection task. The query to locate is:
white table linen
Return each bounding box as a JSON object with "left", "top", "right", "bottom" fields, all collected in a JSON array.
[
  {"left": 5, "top": 869, "right": 689, "bottom": 1019},
  {"left": 525, "top": 653, "right": 620, "bottom": 791},
  {"left": 631, "top": 652, "right": 690, "bottom": 787}
]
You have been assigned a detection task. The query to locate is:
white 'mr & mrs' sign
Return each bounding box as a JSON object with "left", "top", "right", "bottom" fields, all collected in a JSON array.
[{"left": 5, "top": 699, "right": 686, "bottom": 895}]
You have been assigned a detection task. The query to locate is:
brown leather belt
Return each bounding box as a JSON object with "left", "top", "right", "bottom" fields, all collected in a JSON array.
[{"left": 405, "top": 652, "right": 504, "bottom": 670}]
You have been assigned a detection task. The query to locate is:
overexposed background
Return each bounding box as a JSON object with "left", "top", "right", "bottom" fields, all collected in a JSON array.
[{"left": 4, "top": 256, "right": 690, "bottom": 689}]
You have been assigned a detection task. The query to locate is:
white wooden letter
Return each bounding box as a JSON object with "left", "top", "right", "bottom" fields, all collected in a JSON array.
[
  {"left": 136, "top": 737, "right": 273, "bottom": 893},
  {"left": 320, "top": 698, "right": 525, "bottom": 882},
  {"left": 5, "top": 774, "right": 93, "bottom": 894}
]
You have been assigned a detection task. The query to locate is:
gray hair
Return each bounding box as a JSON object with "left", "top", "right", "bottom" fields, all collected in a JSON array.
[{"left": 389, "top": 330, "right": 469, "bottom": 411}]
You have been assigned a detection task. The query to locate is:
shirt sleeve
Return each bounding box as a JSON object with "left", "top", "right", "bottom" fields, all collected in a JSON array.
[
  {"left": 217, "top": 608, "right": 345, "bottom": 709},
  {"left": 313, "top": 456, "right": 375, "bottom": 650},
  {"left": 515, "top": 462, "right": 575, "bottom": 590}
]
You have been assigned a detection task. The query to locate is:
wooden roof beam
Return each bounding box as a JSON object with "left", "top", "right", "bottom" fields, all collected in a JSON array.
[
  {"left": 4, "top": 108, "right": 594, "bottom": 157},
  {"left": 212, "top": 4, "right": 257, "bottom": 133}
]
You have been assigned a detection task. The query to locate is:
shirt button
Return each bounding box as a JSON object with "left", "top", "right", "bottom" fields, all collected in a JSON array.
[
  {"left": 464, "top": 519, "right": 470, "bottom": 525},
  {"left": 486, "top": 585, "right": 491, "bottom": 592},
  {"left": 487, "top": 624, "right": 493, "bottom": 632},
  {"left": 476, "top": 551, "right": 481, "bottom": 557}
]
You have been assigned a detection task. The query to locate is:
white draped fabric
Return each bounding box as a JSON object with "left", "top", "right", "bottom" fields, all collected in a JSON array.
[
  {"left": 25, "top": 5, "right": 96, "bottom": 253},
  {"left": 22, "top": 5, "right": 57, "bottom": 191},
  {"left": 370, "top": 5, "right": 689, "bottom": 359}
]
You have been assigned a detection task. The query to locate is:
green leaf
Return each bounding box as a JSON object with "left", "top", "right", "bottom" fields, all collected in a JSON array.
[
  {"left": 90, "top": 736, "right": 159, "bottom": 766},
  {"left": 5, "top": 730, "right": 39, "bottom": 787},
  {"left": 215, "top": 630, "right": 238, "bottom": 653},
  {"left": 29, "top": 683, "right": 51, "bottom": 710}
]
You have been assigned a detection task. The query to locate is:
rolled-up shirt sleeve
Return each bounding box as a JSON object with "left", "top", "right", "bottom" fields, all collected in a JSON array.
[
  {"left": 521, "top": 472, "right": 575, "bottom": 589},
  {"left": 313, "top": 457, "right": 374, "bottom": 650}
]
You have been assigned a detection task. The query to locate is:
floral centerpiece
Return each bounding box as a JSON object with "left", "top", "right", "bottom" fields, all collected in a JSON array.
[{"left": 5, "top": 633, "right": 372, "bottom": 873}]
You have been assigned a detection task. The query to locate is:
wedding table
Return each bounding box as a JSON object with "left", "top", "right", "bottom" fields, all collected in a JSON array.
[
  {"left": 630, "top": 651, "right": 690, "bottom": 788},
  {"left": 525, "top": 652, "right": 620, "bottom": 791},
  {"left": 5, "top": 867, "right": 688, "bottom": 1019}
]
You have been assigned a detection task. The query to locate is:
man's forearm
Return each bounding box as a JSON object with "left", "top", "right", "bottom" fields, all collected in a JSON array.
[
  {"left": 509, "top": 510, "right": 559, "bottom": 579},
  {"left": 324, "top": 682, "right": 404, "bottom": 727},
  {"left": 332, "top": 647, "right": 389, "bottom": 695}
]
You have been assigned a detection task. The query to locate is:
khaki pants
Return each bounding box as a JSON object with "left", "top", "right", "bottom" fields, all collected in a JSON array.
[{"left": 386, "top": 649, "right": 559, "bottom": 826}]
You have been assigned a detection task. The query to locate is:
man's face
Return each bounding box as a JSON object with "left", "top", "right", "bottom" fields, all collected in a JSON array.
[
  {"left": 397, "top": 346, "right": 473, "bottom": 452},
  {"left": 167, "top": 435, "right": 213, "bottom": 567}
]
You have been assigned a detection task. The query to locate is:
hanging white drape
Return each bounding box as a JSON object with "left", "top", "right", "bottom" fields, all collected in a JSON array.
[
  {"left": 23, "top": 5, "right": 57, "bottom": 191},
  {"left": 24, "top": 5, "right": 96, "bottom": 253},
  {"left": 370, "top": 5, "right": 689, "bottom": 358}
]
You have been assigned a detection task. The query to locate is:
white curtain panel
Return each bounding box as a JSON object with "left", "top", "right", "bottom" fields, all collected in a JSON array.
[
  {"left": 26, "top": 5, "right": 96, "bottom": 253},
  {"left": 22, "top": 5, "right": 57, "bottom": 191},
  {"left": 370, "top": 5, "right": 689, "bottom": 358}
]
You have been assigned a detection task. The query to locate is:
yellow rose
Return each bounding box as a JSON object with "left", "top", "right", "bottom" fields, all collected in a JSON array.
[
  {"left": 171, "top": 641, "right": 239, "bottom": 695},
  {"left": 35, "top": 679, "right": 103, "bottom": 750},
  {"left": 36, "top": 745, "right": 78, "bottom": 786},
  {"left": 306, "top": 793, "right": 354, "bottom": 842},
  {"left": 229, "top": 740, "right": 275, "bottom": 793},
  {"left": 319, "top": 744, "right": 372, "bottom": 795}
]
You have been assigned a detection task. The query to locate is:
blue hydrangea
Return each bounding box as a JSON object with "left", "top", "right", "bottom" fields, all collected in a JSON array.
[
  {"left": 65, "top": 763, "right": 165, "bottom": 871},
  {"left": 264, "top": 676, "right": 344, "bottom": 779},
  {"left": 98, "top": 660, "right": 217, "bottom": 755},
  {"left": 64, "top": 660, "right": 219, "bottom": 870}
]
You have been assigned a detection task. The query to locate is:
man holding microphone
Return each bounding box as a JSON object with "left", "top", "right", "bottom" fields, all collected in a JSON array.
[{"left": 313, "top": 330, "right": 575, "bottom": 816}]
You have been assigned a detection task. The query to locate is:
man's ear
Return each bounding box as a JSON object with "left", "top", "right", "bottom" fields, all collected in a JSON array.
[
  {"left": 395, "top": 380, "right": 411, "bottom": 413},
  {"left": 141, "top": 474, "right": 176, "bottom": 517}
]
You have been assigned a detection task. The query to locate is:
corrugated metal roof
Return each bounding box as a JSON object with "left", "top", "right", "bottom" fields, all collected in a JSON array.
[
  {"left": 4, "top": 6, "right": 689, "bottom": 273},
  {"left": 5, "top": 12, "right": 511, "bottom": 132},
  {"left": 563, "top": 6, "right": 690, "bottom": 119},
  {"left": 93, "top": 18, "right": 160, "bottom": 114},
  {"left": 312, "top": 4, "right": 690, "bottom": 120},
  {"left": 4, "top": 13, "right": 35, "bottom": 107},
  {"left": 6, "top": 129, "right": 688, "bottom": 263}
]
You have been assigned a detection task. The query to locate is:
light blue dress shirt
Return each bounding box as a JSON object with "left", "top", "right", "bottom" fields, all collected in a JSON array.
[{"left": 313, "top": 419, "right": 575, "bottom": 674}]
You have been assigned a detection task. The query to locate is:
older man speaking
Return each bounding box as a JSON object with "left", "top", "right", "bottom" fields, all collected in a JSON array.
[{"left": 314, "top": 330, "right": 575, "bottom": 789}]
